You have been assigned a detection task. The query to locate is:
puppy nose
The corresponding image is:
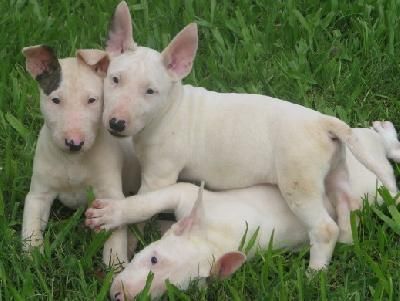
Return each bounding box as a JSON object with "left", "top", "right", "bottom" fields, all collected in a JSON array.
[
  {"left": 64, "top": 138, "right": 84, "bottom": 152},
  {"left": 113, "top": 292, "right": 124, "bottom": 301},
  {"left": 109, "top": 118, "right": 126, "bottom": 132}
]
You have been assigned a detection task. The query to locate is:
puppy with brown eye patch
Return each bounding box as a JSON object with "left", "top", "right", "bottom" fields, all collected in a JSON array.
[{"left": 21, "top": 45, "right": 141, "bottom": 267}]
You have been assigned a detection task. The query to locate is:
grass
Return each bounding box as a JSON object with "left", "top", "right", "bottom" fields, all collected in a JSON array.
[{"left": 1, "top": 0, "right": 400, "bottom": 299}]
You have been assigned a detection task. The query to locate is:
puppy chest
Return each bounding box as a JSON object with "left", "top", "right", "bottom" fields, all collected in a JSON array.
[
  {"left": 66, "top": 164, "right": 89, "bottom": 187},
  {"left": 49, "top": 162, "right": 89, "bottom": 190}
]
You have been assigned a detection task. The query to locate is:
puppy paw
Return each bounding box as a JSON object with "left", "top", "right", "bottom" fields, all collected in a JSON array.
[
  {"left": 338, "top": 230, "right": 353, "bottom": 244},
  {"left": 373, "top": 121, "right": 400, "bottom": 162},
  {"left": 373, "top": 120, "right": 396, "bottom": 135},
  {"left": 85, "top": 199, "right": 124, "bottom": 231}
]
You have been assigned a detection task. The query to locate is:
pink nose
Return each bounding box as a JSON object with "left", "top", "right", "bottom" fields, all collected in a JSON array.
[
  {"left": 112, "top": 291, "right": 124, "bottom": 301},
  {"left": 64, "top": 131, "right": 85, "bottom": 152}
]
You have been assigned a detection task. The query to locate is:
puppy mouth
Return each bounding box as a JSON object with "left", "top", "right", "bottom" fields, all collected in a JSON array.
[
  {"left": 61, "top": 146, "right": 84, "bottom": 154},
  {"left": 108, "top": 130, "right": 128, "bottom": 138}
]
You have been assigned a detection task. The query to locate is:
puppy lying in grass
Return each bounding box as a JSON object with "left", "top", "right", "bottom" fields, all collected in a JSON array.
[
  {"left": 86, "top": 122, "right": 400, "bottom": 300},
  {"left": 95, "top": 1, "right": 396, "bottom": 270},
  {"left": 21, "top": 45, "right": 140, "bottom": 266}
]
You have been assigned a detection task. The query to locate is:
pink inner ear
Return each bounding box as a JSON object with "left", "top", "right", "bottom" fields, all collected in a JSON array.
[
  {"left": 214, "top": 252, "right": 246, "bottom": 279},
  {"left": 172, "top": 216, "right": 193, "bottom": 236},
  {"left": 77, "top": 50, "right": 110, "bottom": 76},
  {"left": 26, "top": 50, "right": 53, "bottom": 77},
  {"left": 97, "top": 56, "right": 110, "bottom": 75},
  {"left": 166, "top": 54, "right": 193, "bottom": 77},
  {"left": 106, "top": 1, "right": 136, "bottom": 55},
  {"left": 162, "top": 23, "right": 198, "bottom": 80}
]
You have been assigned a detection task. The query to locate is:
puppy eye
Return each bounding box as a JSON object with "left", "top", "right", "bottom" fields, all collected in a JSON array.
[
  {"left": 146, "top": 88, "right": 156, "bottom": 95},
  {"left": 88, "top": 97, "right": 96, "bottom": 104},
  {"left": 51, "top": 97, "right": 61, "bottom": 104},
  {"left": 151, "top": 256, "right": 158, "bottom": 265},
  {"left": 112, "top": 76, "right": 119, "bottom": 84}
]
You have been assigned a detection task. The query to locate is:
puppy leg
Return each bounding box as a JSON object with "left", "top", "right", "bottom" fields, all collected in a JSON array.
[
  {"left": 22, "top": 191, "right": 55, "bottom": 250},
  {"left": 103, "top": 226, "right": 128, "bottom": 267},
  {"left": 85, "top": 183, "right": 196, "bottom": 230},
  {"left": 325, "top": 156, "right": 359, "bottom": 244},
  {"left": 94, "top": 176, "right": 129, "bottom": 267},
  {"left": 277, "top": 142, "right": 339, "bottom": 270},
  {"left": 138, "top": 159, "right": 181, "bottom": 194}
]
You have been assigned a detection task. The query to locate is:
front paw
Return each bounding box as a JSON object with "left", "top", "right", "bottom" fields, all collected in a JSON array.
[
  {"left": 85, "top": 199, "right": 124, "bottom": 231},
  {"left": 22, "top": 233, "right": 44, "bottom": 253}
]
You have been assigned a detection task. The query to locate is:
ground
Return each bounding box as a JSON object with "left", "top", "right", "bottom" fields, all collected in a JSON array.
[{"left": 1, "top": 0, "right": 400, "bottom": 300}]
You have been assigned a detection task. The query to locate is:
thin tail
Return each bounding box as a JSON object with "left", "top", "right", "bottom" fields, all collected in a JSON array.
[{"left": 322, "top": 116, "right": 397, "bottom": 192}]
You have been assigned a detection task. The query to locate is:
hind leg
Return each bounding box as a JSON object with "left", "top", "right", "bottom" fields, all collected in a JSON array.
[
  {"left": 326, "top": 156, "right": 360, "bottom": 244},
  {"left": 278, "top": 163, "right": 339, "bottom": 270}
]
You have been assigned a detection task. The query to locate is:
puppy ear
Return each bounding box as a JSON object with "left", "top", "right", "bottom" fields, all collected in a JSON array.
[
  {"left": 106, "top": 1, "right": 136, "bottom": 56},
  {"left": 161, "top": 23, "right": 198, "bottom": 81},
  {"left": 22, "top": 45, "right": 61, "bottom": 95},
  {"left": 77, "top": 49, "right": 110, "bottom": 77},
  {"left": 172, "top": 181, "right": 206, "bottom": 236},
  {"left": 210, "top": 251, "right": 246, "bottom": 279}
]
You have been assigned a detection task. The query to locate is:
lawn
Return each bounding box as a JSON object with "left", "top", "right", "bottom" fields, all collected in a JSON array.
[{"left": 1, "top": 0, "right": 400, "bottom": 300}]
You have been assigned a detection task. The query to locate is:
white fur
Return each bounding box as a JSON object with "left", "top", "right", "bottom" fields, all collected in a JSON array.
[
  {"left": 100, "top": 5, "right": 396, "bottom": 270},
  {"left": 21, "top": 46, "right": 141, "bottom": 266},
  {"left": 86, "top": 124, "right": 399, "bottom": 300}
]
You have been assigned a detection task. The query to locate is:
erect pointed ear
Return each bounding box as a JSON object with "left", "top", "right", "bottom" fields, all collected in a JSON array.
[
  {"left": 161, "top": 23, "right": 198, "bottom": 81},
  {"left": 106, "top": 1, "right": 136, "bottom": 56},
  {"left": 76, "top": 49, "right": 110, "bottom": 77},
  {"left": 210, "top": 251, "right": 246, "bottom": 279},
  {"left": 172, "top": 181, "right": 206, "bottom": 236},
  {"left": 22, "top": 45, "right": 61, "bottom": 95}
]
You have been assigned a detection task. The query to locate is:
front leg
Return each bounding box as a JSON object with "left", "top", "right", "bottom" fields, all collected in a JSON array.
[
  {"left": 93, "top": 174, "right": 129, "bottom": 267},
  {"left": 85, "top": 183, "right": 197, "bottom": 230},
  {"left": 22, "top": 189, "right": 55, "bottom": 251},
  {"left": 138, "top": 158, "right": 182, "bottom": 194}
]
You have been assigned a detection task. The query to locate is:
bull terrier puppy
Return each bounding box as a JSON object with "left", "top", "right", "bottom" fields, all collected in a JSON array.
[
  {"left": 87, "top": 123, "right": 400, "bottom": 300},
  {"left": 86, "top": 124, "right": 399, "bottom": 245},
  {"left": 99, "top": 2, "right": 396, "bottom": 269},
  {"left": 21, "top": 45, "right": 141, "bottom": 266}
]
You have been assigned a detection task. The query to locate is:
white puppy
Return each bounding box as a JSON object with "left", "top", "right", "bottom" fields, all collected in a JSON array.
[
  {"left": 86, "top": 123, "right": 400, "bottom": 300},
  {"left": 97, "top": 2, "right": 396, "bottom": 269},
  {"left": 21, "top": 45, "right": 141, "bottom": 265}
]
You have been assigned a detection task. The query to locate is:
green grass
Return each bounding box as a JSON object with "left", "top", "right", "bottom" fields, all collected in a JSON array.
[{"left": 1, "top": 0, "right": 400, "bottom": 299}]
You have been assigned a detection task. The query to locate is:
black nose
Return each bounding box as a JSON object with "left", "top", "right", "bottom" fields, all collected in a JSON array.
[
  {"left": 65, "top": 139, "right": 84, "bottom": 152},
  {"left": 109, "top": 118, "right": 126, "bottom": 132}
]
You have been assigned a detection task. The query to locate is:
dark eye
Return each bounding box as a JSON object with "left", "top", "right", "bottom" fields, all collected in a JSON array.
[
  {"left": 112, "top": 76, "right": 119, "bottom": 84},
  {"left": 151, "top": 256, "right": 158, "bottom": 265},
  {"left": 146, "top": 88, "right": 155, "bottom": 95},
  {"left": 51, "top": 97, "right": 60, "bottom": 104},
  {"left": 88, "top": 97, "right": 96, "bottom": 104}
]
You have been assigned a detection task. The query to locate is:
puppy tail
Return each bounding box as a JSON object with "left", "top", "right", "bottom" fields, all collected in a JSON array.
[{"left": 322, "top": 116, "right": 397, "bottom": 192}]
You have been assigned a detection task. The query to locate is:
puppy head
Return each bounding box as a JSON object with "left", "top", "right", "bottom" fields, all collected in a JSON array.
[
  {"left": 22, "top": 46, "right": 108, "bottom": 153},
  {"left": 109, "top": 184, "right": 246, "bottom": 300},
  {"left": 102, "top": 1, "right": 198, "bottom": 138}
]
